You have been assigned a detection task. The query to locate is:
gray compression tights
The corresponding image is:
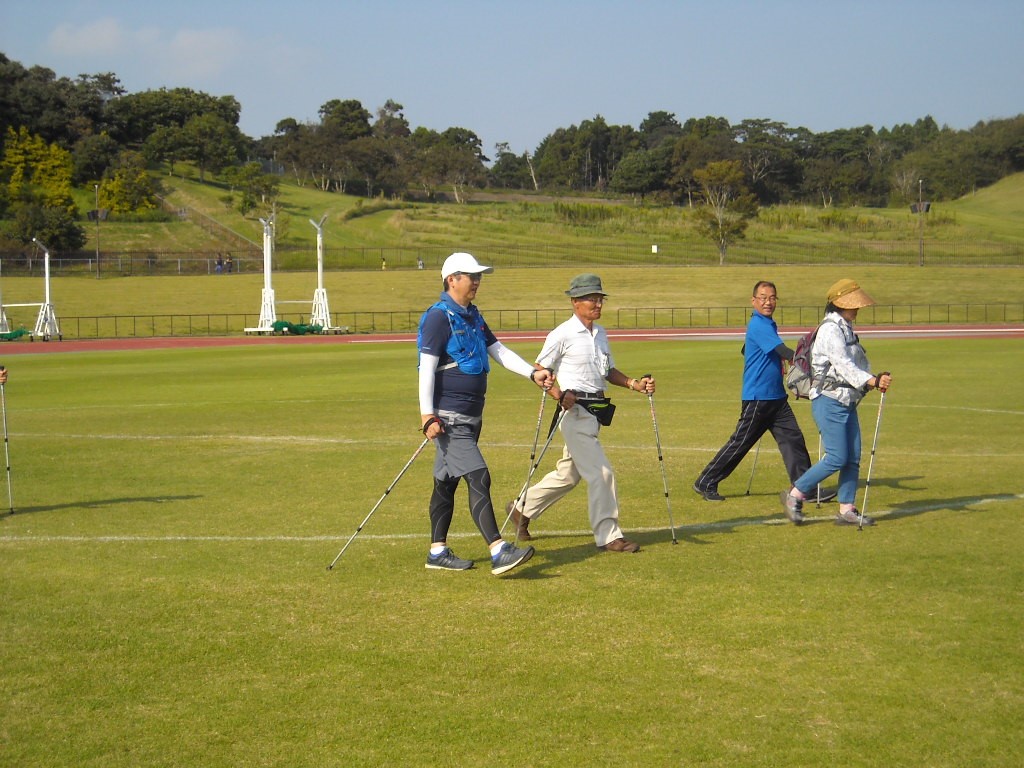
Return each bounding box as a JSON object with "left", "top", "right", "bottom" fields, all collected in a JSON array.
[{"left": 428, "top": 468, "right": 501, "bottom": 546}]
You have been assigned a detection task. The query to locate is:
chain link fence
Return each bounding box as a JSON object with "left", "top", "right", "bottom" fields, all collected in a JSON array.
[
  {"left": 1, "top": 238, "right": 1022, "bottom": 277},
  {"left": 23, "top": 301, "right": 1022, "bottom": 340}
]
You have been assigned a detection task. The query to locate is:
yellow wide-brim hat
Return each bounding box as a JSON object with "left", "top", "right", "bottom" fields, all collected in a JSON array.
[{"left": 827, "top": 278, "right": 876, "bottom": 309}]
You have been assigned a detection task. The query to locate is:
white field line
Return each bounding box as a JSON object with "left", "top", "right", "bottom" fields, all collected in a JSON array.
[
  {"left": 11, "top": 432, "right": 1024, "bottom": 459},
  {"left": 13, "top": 432, "right": 1024, "bottom": 458},
  {"left": 16, "top": 395, "right": 1024, "bottom": 419},
  {"left": 2, "top": 494, "right": 1021, "bottom": 545}
]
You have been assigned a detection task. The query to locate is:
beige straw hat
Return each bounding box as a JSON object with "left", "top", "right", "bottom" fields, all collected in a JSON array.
[{"left": 827, "top": 278, "right": 876, "bottom": 309}]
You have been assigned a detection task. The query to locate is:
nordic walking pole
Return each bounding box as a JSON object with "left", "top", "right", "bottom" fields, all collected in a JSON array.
[
  {"left": 503, "top": 388, "right": 546, "bottom": 536},
  {"left": 859, "top": 387, "right": 888, "bottom": 531},
  {"left": 816, "top": 432, "right": 823, "bottom": 508},
  {"left": 643, "top": 374, "right": 677, "bottom": 544},
  {"left": 501, "top": 407, "right": 566, "bottom": 537},
  {"left": 744, "top": 439, "right": 761, "bottom": 495},
  {"left": 327, "top": 437, "right": 430, "bottom": 570},
  {"left": 0, "top": 367, "right": 11, "bottom": 514}
]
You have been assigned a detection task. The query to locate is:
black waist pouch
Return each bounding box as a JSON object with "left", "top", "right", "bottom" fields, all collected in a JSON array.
[{"left": 584, "top": 398, "right": 616, "bottom": 426}]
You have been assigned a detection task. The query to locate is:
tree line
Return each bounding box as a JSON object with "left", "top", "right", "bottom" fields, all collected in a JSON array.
[{"left": 2, "top": 51, "right": 1023, "bottom": 256}]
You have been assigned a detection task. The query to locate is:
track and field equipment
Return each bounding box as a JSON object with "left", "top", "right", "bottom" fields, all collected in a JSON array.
[
  {"left": 245, "top": 217, "right": 346, "bottom": 335},
  {"left": 327, "top": 437, "right": 430, "bottom": 570},
  {"left": 0, "top": 240, "right": 62, "bottom": 341},
  {"left": 308, "top": 215, "right": 345, "bottom": 332},
  {"left": 643, "top": 374, "right": 678, "bottom": 544}
]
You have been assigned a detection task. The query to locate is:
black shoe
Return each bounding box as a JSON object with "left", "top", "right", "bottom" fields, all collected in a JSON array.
[{"left": 693, "top": 483, "right": 725, "bottom": 502}]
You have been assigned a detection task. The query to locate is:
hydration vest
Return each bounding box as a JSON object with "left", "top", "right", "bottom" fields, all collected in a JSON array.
[{"left": 418, "top": 300, "right": 490, "bottom": 375}]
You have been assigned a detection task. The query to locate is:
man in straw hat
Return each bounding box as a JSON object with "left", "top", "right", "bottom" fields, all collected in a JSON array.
[
  {"left": 418, "top": 252, "right": 553, "bottom": 575},
  {"left": 507, "top": 273, "right": 653, "bottom": 553},
  {"left": 780, "top": 278, "right": 892, "bottom": 526}
]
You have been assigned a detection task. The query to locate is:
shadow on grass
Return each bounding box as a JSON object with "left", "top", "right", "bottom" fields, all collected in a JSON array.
[
  {"left": 879, "top": 493, "right": 1021, "bottom": 522},
  {"left": 743, "top": 475, "right": 926, "bottom": 500},
  {"left": 9, "top": 495, "right": 202, "bottom": 516},
  {"left": 679, "top": 486, "right": 1017, "bottom": 536},
  {"left": 504, "top": 540, "right": 599, "bottom": 579},
  {"left": 503, "top": 528, "right": 688, "bottom": 579}
]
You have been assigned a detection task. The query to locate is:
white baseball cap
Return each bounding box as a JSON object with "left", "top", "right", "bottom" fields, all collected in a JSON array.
[{"left": 441, "top": 252, "right": 493, "bottom": 280}]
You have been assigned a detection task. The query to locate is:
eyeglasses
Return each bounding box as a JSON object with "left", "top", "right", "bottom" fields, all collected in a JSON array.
[
  {"left": 454, "top": 272, "right": 482, "bottom": 282},
  {"left": 577, "top": 294, "right": 605, "bottom": 304},
  {"left": 753, "top": 295, "right": 778, "bottom": 303}
]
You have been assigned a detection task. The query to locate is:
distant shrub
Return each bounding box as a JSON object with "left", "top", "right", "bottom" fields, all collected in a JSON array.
[
  {"left": 341, "top": 199, "right": 414, "bottom": 221},
  {"left": 106, "top": 209, "right": 174, "bottom": 223},
  {"left": 553, "top": 202, "right": 616, "bottom": 225}
]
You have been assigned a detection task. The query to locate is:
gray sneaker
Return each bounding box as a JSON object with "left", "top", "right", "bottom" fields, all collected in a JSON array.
[
  {"left": 779, "top": 490, "right": 805, "bottom": 524},
  {"left": 490, "top": 541, "right": 535, "bottom": 575},
  {"left": 425, "top": 547, "right": 474, "bottom": 570},
  {"left": 835, "top": 509, "right": 875, "bottom": 526}
]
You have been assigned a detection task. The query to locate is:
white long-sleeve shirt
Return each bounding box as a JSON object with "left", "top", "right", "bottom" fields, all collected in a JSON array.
[{"left": 809, "top": 312, "right": 873, "bottom": 406}]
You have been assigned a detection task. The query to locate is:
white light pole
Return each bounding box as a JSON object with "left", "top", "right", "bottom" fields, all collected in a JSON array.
[{"left": 918, "top": 179, "right": 924, "bottom": 267}]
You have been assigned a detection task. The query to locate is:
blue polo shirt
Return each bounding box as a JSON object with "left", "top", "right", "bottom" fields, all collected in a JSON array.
[{"left": 742, "top": 311, "right": 787, "bottom": 401}]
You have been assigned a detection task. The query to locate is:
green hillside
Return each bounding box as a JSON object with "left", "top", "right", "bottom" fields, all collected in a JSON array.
[{"left": 77, "top": 169, "right": 1024, "bottom": 259}]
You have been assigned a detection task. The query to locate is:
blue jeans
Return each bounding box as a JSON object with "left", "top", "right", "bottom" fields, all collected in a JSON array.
[{"left": 794, "top": 395, "right": 862, "bottom": 505}]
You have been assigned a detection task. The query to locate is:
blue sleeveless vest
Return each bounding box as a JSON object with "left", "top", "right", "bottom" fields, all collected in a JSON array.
[{"left": 418, "top": 299, "right": 490, "bottom": 374}]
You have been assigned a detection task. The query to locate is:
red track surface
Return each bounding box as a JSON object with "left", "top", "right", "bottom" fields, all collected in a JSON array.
[{"left": 1, "top": 324, "right": 1021, "bottom": 354}]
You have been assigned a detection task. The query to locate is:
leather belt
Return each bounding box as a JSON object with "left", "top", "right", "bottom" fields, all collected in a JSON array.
[{"left": 570, "top": 390, "right": 606, "bottom": 402}]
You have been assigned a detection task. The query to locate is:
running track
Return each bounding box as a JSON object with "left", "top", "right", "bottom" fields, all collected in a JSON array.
[{"left": 1, "top": 324, "right": 1021, "bottom": 354}]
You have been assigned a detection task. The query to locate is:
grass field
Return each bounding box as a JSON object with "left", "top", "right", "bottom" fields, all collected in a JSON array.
[
  {"left": 2, "top": 265, "right": 1022, "bottom": 337},
  {"left": 1, "top": 329, "right": 1022, "bottom": 766}
]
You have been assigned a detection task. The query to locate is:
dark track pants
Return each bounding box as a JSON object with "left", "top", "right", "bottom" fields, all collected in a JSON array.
[{"left": 695, "top": 398, "right": 812, "bottom": 491}]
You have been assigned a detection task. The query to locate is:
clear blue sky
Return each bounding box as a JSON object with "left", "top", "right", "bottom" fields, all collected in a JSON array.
[{"left": 2, "top": 0, "right": 1021, "bottom": 156}]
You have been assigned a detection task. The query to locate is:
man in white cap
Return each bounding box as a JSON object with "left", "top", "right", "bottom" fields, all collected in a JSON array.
[
  {"left": 417, "top": 252, "right": 553, "bottom": 575},
  {"left": 507, "top": 273, "right": 652, "bottom": 553}
]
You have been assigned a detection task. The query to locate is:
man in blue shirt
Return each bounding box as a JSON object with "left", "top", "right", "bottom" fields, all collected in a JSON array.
[{"left": 693, "top": 281, "right": 831, "bottom": 521}]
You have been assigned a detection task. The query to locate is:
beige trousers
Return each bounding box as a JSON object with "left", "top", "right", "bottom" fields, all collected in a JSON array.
[{"left": 521, "top": 405, "right": 625, "bottom": 546}]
